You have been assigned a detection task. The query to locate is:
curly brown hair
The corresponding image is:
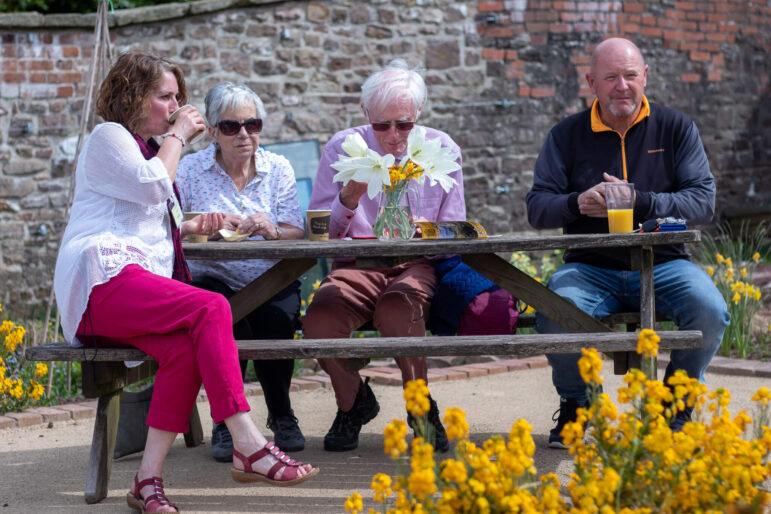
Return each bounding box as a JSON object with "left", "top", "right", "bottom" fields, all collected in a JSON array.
[{"left": 96, "top": 53, "right": 188, "bottom": 134}]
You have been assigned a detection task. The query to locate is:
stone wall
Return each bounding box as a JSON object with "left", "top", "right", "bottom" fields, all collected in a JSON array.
[{"left": 0, "top": 0, "right": 769, "bottom": 315}]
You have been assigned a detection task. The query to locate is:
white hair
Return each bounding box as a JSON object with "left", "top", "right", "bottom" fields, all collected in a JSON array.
[
  {"left": 360, "top": 59, "right": 427, "bottom": 118},
  {"left": 204, "top": 82, "right": 267, "bottom": 126}
]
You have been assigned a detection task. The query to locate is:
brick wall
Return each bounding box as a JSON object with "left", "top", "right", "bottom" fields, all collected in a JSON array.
[{"left": 0, "top": 0, "right": 768, "bottom": 315}]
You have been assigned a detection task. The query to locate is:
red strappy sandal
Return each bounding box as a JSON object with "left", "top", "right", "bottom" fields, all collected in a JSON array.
[
  {"left": 231, "top": 441, "right": 319, "bottom": 487},
  {"left": 126, "top": 474, "right": 178, "bottom": 513}
]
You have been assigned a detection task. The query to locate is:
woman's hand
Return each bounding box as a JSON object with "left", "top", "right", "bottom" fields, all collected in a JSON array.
[
  {"left": 170, "top": 105, "right": 206, "bottom": 143},
  {"left": 237, "top": 213, "right": 281, "bottom": 240},
  {"left": 181, "top": 212, "right": 226, "bottom": 239}
]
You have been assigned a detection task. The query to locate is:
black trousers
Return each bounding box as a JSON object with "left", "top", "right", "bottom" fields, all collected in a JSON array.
[{"left": 193, "top": 275, "right": 301, "bottom": 418}]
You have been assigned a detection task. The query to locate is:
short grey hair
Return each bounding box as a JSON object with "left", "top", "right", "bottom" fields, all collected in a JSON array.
[
  {"left": 204, "top": 82, "right": 267, "bottom": 126},
  {"left": 360, "top": 59, "right": 427, "bottom": 119}
]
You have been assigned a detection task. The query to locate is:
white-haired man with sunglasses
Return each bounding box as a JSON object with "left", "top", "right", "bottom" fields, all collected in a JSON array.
[{"left": 303, "top": 59, "right": 465, "bottom": 453}]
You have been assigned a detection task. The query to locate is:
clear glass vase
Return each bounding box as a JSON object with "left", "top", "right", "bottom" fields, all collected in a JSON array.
[{"left": 373, "top": 180, "right": 419, "bottom": 241}]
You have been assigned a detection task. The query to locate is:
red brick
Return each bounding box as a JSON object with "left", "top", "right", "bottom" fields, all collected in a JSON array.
[
  {"left": 2, "top": 72, "right": 25, "bottom": 83},
  {"left": 740, "top": 26, "right": 759, "bottom": 35},
  {"left": 719, "top": 23, "right": 738, "bottom": 32},
  {"left": 623, "top": 3, "right": 644, "bottom": 12},
  {"left": 686, "top": 11, "right": 706, "bottom": 21},
  {"left": 478, "top": 1, "right": 503, "bottom": 11},
  {"left": 504, "top": 49, "right": 518, "bottom": 60},
  {"left": 681, "top": 73, "right": 701, "bottom": 83},
  {"left": 0, "top": 416, "right": 16, "bottom": 429},
  {"left": 48, "top": 71, "right": 82, "bottom": 83},
  {"left": 481, "top": 48, "right": 505, "bottom": 60},
  {"left": 530, "top": 87, "right": 556, "bottom": 98},
  {"left": 663, "top": 29, "right": 684, "bottom": 40},
  {"left": 25, "top": 407, "right": 72, "bottom": 423},
  {"left": 547, "top": 22, "right": 569, "bottom": 33},
  {"left": 57, "top": 85, "right": 74, "bottom": 97},
  {"left": 707, "top": 13, "right": 727, "bottom": 22},
  {"left": 679, "top": 41, "right": 699, "bottom": 51},
  {"left": 621, "top": 23, "right": 641, "bottom": 33},
  {"left": 2, "top": 58, "right": 18, "bottom": 71},
  {"left": 690, "top": 51, "right": 711, "bottom": 61},
  {"left": 681, "top": 21, "right": 697, "bottom": 31},
  {"left": 467, "top": 362, "right": 510, "bottom": 375},
  {"left": 518, "top": 86, "right": 531, "bottom": 97},
  {"left": 56, "top": 403, "right": 95, "bottom": 420},
  {"left": 6, "top": 412, "right": 43, "bottom": 427},
  {"left": 525, "top": 22, "right": 548, "bottom": 33},
  {"left": 706, "top": 32, "right": 726, "bottom": 42},
  {"left": 448, "top": 365, "right": 488, "bottom": 378},
  {"left": 425, "top": 370, "right": 447, "bottom": 382},
  {"left": 553, "top": 1, "right": 576, "bottom": 10},
  {"left": 699, "top": 42, "right": 720, "bottom": 52},
  {"left": 699, "top": 22, "right": 717, "bottom": 32},
  {"left": 360, "top": 370, "right": 402, "bottom": 386},
  {"left": 429, "top": 369, "right": 468, "bottom": 381},
  {"left": 290, "top": 378, "right": 322, "bottom": 392},
  {"left": 642, "top": 27, "right": 662, "bottom": 37},
  {"left": 29, "top": 73, "right": 46, "bottom": 83},
  {"left": 665, "top": 9, "right": 686, "bottom": 19},
  {"left": 61, "top": 46, "right": 79, "bottom": 58},
  {"left": 520, "top": 355, "right": 549, "bottom": 369},
  {"left": 675, "top": 1, "right": 695, "bottom": 9},
  {"left": 712, "top": 53, "right": 725, "bottom": 67},
  {"left": 707, "top": 68, "right": 722, "bottom": 82},
  {"left": 486, "top": 26, "right": 514, "bottom": 37},
  {"left": 302, "top": 375, "right": 333, "bottom": 388}
]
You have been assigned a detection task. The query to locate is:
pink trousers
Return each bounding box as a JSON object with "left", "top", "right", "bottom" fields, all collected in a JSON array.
[
  {"left": 76, "top": 264, "right": 250, "bottom": 433},
  {"left": 301, "top": 259, "right": 436, "bottom": 411}
]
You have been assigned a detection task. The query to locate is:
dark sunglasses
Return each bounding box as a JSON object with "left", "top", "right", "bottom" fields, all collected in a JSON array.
[
  {"left": 370, "top": 120, "right": 415, "bottom": 132},
  {"left": 217, "top": 118, "right": 262, "bottom": 136}
]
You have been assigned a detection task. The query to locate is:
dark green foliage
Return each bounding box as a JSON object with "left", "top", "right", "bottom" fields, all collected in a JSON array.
[{"left": 0, "top": 0, "right": 194, "bottom": 14}]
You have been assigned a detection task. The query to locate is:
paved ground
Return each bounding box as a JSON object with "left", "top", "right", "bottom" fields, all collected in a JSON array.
[{"left": 1, "top": 355, "right": 770, "bottom": 513}]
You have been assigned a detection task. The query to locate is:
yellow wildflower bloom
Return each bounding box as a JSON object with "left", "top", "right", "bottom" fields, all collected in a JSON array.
[
  {"left": 740, "top": 266, "right": 748, "bottom": 279},
  {"left": 706, "top": 266, "right": 714, "bottom": 277},
  {"left": 752, "top": 252, "right": 760, "bottom": 262},
  {"left": 637, "top": 328, "right": 660, "bottom": 358},
  {"left": 732, "top": 292, "right": 741, "bottom": 304},
  {"left": 383, "top": 419, "right": 408, "bottom": 458},
  {"left": 443, "top": 406, "right": 469, "bottom": 440},
  {"left": 751, "top": 387, "right": 770, "bottom": 406},
  {"left": 404, "top": 379, "right": 430, "bottom": 417},
  {"left": 578, "top": 347, "right": 603, "bottom": 384},
  {"left": 344, "top": 492, "right": 363, "bottom": 513},
  {"left": 370, "top": 473, "right": 392, "bottom": 503},
  {"left": 35, "top": 363, "right": 47, "bottom": 377},
  {"left": 716, "top": 253, "right": 725, "bottom": 263}
]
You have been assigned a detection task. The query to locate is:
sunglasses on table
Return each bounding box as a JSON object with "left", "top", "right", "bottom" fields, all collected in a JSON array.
[
  {"left": 370, "top": 120, "right": 416, "bottom": 132},
  {"left": 217, "top": 118, "right": 262, "bottom": 136}
]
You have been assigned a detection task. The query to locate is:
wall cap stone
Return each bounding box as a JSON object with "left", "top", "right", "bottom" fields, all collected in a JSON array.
[{"left": 0, "top": 0, "right": 284, "bottom": 29}]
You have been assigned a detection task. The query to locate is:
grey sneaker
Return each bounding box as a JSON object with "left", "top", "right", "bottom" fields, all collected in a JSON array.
[
  {"left": 267, "top": 410, "right": 305, "bottom": 452},
  {"left": 211, "top": 422, "right": 233, "bottom": 462}
]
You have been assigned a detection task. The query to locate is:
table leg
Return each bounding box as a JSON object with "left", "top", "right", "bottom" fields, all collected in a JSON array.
[
  {"left": 638, "top": 245, "right": 656, "bottom": 379},
  {"left": 228, "top": 258, "right": 316, "bottom": 323}
]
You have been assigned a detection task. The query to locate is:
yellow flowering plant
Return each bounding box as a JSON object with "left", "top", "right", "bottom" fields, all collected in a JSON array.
[
  {"left": 347, "top": 330, "right": 771, "bottom": 513},
  {"left": 0, "top": 303, "right": 48, "bottom": 414},
  {"left": 699, "top": 222, "right": 768, "bottom": 358}
]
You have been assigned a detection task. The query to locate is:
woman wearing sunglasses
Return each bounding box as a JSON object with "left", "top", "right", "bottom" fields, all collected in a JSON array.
[
  {"left": 53, "top": 55, "right": 317, "bottom": 513},
  {"left": 302, "top": 59, "right": 466, "bottom": 454},
  {"left": 175, "top": 82, "right": 307, "bottom": 462}
]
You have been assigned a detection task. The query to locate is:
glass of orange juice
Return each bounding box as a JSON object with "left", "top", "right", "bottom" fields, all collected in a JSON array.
[{"left": 605, "top": 182, "right": 635, "bottom": 233}]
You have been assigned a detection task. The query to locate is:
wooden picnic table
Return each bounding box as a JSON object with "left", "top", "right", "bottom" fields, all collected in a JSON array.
[{"left": 27, "top": 230, "right": 703, "bottom": 504}]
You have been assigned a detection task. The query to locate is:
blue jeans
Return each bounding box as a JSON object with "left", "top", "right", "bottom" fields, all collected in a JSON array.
[{"left": 536, "top": 259, "right": 730, "bottom": 403}]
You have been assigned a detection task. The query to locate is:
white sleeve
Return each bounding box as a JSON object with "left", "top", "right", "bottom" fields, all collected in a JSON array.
[{"left": 83, "top": 123, "right": 173, "bottom": 206}]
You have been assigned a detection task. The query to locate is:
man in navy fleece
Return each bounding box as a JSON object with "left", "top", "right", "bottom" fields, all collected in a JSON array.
[{"left": 526, "top": 37, "right": 729, "bottom": 448}]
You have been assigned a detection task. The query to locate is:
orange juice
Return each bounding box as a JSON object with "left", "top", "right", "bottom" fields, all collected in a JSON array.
[{"left": 608, "top": 209, "right": 634, "bottom": 233}]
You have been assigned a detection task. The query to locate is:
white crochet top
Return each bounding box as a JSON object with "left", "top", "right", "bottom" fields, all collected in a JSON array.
[{"left": 54, "top": 123, "right": 175, "bottom": 345}]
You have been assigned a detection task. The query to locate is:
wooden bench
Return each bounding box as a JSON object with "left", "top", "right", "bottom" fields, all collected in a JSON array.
[{"left": 26, "top": 328, "right": 701, "bottom": 504}]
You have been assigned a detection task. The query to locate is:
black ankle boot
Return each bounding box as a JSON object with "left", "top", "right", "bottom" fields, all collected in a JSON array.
[
  {"left": 324, "top": 377, "right": 380, "bottom": 452},
  {"left": 407, "top": 395, "right": 450, "bottom": 453}
]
